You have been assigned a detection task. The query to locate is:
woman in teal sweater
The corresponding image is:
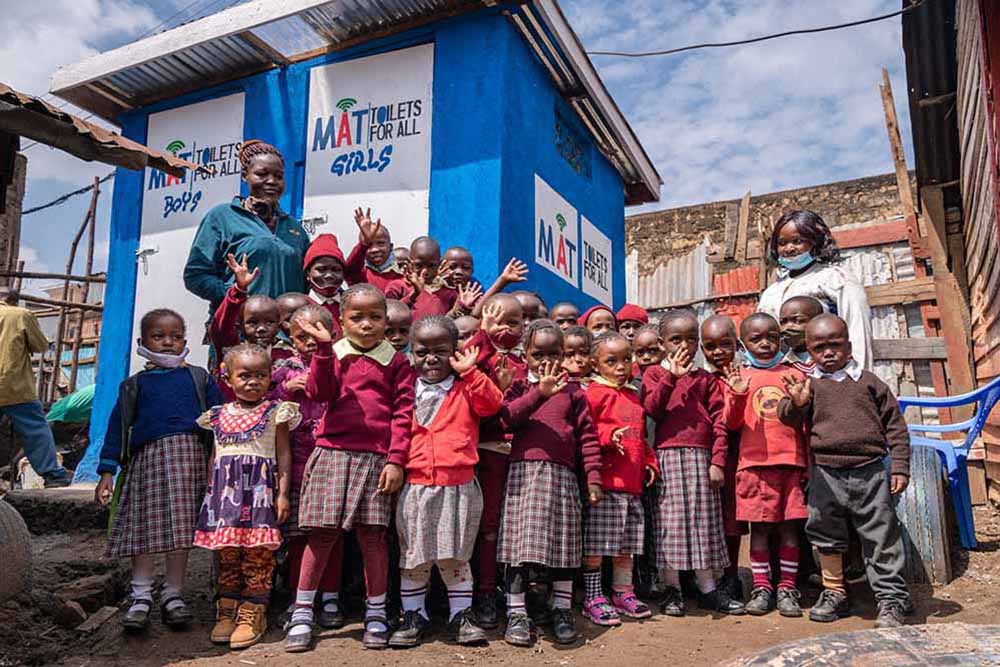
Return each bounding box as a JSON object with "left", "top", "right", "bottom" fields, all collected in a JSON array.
[{"left": 184, "top": 140, "right": 310, "bottom": 315}]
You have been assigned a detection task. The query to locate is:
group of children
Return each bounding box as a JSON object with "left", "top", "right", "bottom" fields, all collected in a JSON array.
[{"left": 95, "top": 211, "right": 913, "bottom": 654}]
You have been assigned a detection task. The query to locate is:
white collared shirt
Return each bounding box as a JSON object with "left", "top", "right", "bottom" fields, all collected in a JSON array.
[{"left": 810, "top": 358, "right": 862, "bottom": 382}]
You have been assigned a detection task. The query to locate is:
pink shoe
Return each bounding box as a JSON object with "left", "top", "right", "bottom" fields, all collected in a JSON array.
[
  {"left": 611, "top": 591, "right": 652, "bottom": 619},
  {"left": 582, "top": 597, "right": 622, "bottom": 627}
]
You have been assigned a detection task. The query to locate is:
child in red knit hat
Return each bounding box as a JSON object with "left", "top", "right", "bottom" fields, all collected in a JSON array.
[
  {"left": 615, "top": 304, "right": 649, "bottom": 342},
  {"left": 303, "top": 234, "right": 347, "bottom": 339},
  {"left": 579, "top": 305, "right": 616, "bottom": 335}
]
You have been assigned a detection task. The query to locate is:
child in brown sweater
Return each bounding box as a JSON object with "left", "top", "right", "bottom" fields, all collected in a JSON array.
[{"left": 778, "top": 314, "right": 911, "bottom": 629}]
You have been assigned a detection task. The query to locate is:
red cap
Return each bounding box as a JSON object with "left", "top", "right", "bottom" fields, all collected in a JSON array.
[
  {"left": 303, "top": 233, "right": 345, "bottom": 270},
  {"left": 578, "top": 305, "right": 616, "bottom": 327},
  {"left": 616, "top": 303, "right": 649, "bottom": 325}
]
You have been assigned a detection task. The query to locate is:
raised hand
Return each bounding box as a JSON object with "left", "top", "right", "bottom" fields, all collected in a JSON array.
[
  {"left": 226, "top": 253, "right": 260, "bottom": 292},
  {"left": 722, "top": 363, "right": 748, "bottom": 394},
  {"left": 450, "top": 345, "right": 480, "bottom": 375},
  {"left": 457, "top": 281, "right": 483, "bottom": 310},
  {"left": 482, "top": 300, "right": 504, "bottom": 330},
  {"left": 499, "top": 258, "right": 529, "bottom": 285},
  {"left": 295, "top": 317, "right": 332, "bottom": 343},
  {"left": 611, "top": 426, "right": 629, "bottom": 456},
  {"left": 406, "top": 266, "right": 426, "bottom": 294},
  {"left": 353, "top": 207, "right": 382, "bottom": 245},
  {"left": 494, "top": 355, "right": 514, "bottom": 391},
  {"left": 537, "top": 360, "right": 568, "bottom": 397},
  {"left": 782, "top": 375, "right": 812, "bottom": 408},
  {"left": 664, "top": 348, "right": 693, "bottom": 377}
]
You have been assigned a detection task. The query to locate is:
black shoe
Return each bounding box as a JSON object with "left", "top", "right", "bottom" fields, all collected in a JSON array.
[
  {"left": 363, "top": 616, "right": 391, "bottom": 650},
  {"left": 875, "top": 600, "right": 905, "bottom": 629},
  {"left": 475, "top": 594, "right": 500, "bottom": 630},
  {"left": 160, "top": 596, "right": 194, "bottom": 629},
  {"left": 550, "top": 608, "right": 578, "bottom": 645},
  {"left": 744, "top": 587, "right": 773, "bottom": 616},
  {"left": 388, "top": 610, "right": 430, "bottom": 648},
  {"left": 659, "top": 586, "right": 685, "bottom": 617},
  {"left": 43, "top": 474, "right": 71, "bottom": 488},
  {"left": 776, "top": 588, "right": 803, "bottom": 617},
  {"left": 698, "top": 588, "right": 746, "bottom": 615},
  {"left": 122, "top": 598, "right": 152, "bottom": 632},
  {"left": 808, "top": 589, "right": 849, "bottom": 623},
  {"left": 721, "top": 574, "right": 744, "bottom": 602},
  {"left": 504, "top": 612, "right": 536, "bottom": 648},
  {"left": 284, "top": 623, "right": 315, "bottom": 653},
  {"left": 448, "top": 608, "right": 488, "bottom": 645},
  {"left": 316, "top": 601, "right": 345, "bottom": 629}
]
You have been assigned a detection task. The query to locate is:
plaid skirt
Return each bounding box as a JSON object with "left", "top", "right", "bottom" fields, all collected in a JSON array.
[
  {"left": 396, "top": 480, "right": 483, "bottom": 569},
  {"left": 583, "top": 490, "right": 645, "bottom": 557},
  {"left": 298, "top": 449, "right": 392, "bottom": 530},
  {"left": 106, "top": 433, "right": 206, "bottom": 558},
  {"left": 653, "top": 448, "right": 729, "bottom": 571},
  {"left": 498, "top": 461, "right": 582, "bottom": 569},
  {"left": 282, "top": 480, "right": 306, "bottom": 539}
]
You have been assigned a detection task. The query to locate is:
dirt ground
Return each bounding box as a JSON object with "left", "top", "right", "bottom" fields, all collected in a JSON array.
[{"left": 3, "top": 491, "right": 1000, "bottom": 667}]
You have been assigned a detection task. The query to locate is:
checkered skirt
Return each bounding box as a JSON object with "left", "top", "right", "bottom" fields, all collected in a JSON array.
[
  {"left": 653, "top": 448, "right": 729, "bottom": 571},
  {"left": 298, "top": 449, "right": 392, "bottom": 530},
  {"left": 106, "top": 433, "right": 207, "bottom": 558},
  {"left": 583, "top": 490, "right": 645, "bottom": 557},
  {"left": 396, "top": 480, "right": 483, "bottom": 569},
  {"left": 498, "top": 461, "right": 582, "bottom": 569}
]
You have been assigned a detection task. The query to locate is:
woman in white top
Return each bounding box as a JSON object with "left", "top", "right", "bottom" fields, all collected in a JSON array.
[{"left": 758, "top": 210, "right": 873, "bottom": 370}]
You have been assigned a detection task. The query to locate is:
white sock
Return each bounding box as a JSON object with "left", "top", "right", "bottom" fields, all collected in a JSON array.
[
  {"left": 131, "top": 575, "right": 154, "bottom": 603},
  {"left": 366, "top": 594, "right": 388, "bottom": 632},
  {"left": 161, "top": 583, "right": 185, "bottom": 611},
  {"left": 400, "top": 568, "right": 430, "bottom": 620},
  {"left": 552, "top": 580, "right": 573, "bottom": 610},
  {"left": 659, "top": 567, "right": 680, "bottom": 590},
  {"left": 439, "top": 561, "right": 474, "bottom": 620},
  {"left": 695, "top": 569, "right": 716, "bottom": 594},
  {"left": 288, "top": 589, "right": 317, "bottom": 637},
  {"left": 321, "top": 592, "right": 340, "bottom": 612},
  {"left": 507, "top": 592, "right": 527, "bottom": 617}
]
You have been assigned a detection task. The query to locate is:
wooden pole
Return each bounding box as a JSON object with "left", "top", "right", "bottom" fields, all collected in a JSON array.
[
  {"left": 18, "top": 293, "right": 103, "bottom": 312},
  {"left": 69, "top": 183, "right": 98, "bottom": 393},
  {"left": 880, "top": 67, "right": 917, "bottom": 221},
  {"left": 12, "top": 261, "right": 24, "bottom": 291},
  {"left": 0, "top": 270, "right": 105, "bottom": 283}
]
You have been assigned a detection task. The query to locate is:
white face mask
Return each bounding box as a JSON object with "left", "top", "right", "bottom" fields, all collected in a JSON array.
[{"left": 136, "top": 344, "right": 189, "bottom": 369}]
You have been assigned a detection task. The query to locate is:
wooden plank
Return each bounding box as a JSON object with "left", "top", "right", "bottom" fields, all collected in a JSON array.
[
  {"left": 77, "top": 606, "right": 117, "bottom": 633},
  {"left": 831, "top": 219, "right": 909, "bottom": 249},
  {"left": 865, "top": 277, "right": 937, "bottom": 306},
  {"left": 723, "top": 203, "right": 739, "bottom": 259},
  {"left": 880, "top": 68, "right": 917, "bottom": 221},
  {"left": 735, "top": 191, "right": 751, "bottom": 262},
  {"left": 872, "top": 337, "right": 947, "bottom": 361}
]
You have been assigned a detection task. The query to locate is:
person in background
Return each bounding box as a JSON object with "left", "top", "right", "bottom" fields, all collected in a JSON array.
[
  {"left": 642, "top": 310, "right": 744, "bottom": 617},
  {"left": 550, "top": 302, "right": 581, "bottom": 332},
  {"left": 562, "top": 325, "right": 594, "bottom": 385},
  {"left": 304, "top": 234, "right": 350, "bottom": 339},
  {"left": 184, "top": 141, "right": 309, "bottom": 317},
  {"left": 441, "top": 246, "right": 475, "bottom": 289},
  {"left": 632, "top": 324, "right": 665, "bottom": 375},
  {"left": 779, "top": 296, "right": 825, "bottom": 374},
  {"left": 498, "top": 320, "right": 602, "bottom": 647},
  {"left": 390, "top": 317, "right": 501, "bottom": 648},
  {"left": 386, "top": 237, "right": 480, "bottom": 320},
  {"left": 193, "top": 344, "right": 297, "bottom": 650},
  {"left": 579, "top": 305, "right": 616, "bottom": 336},
  {"left": 511, "top": 290, "right": 544, "bottom": 327},
  {"left": 0, "top": 287, "right": 70, "bottom": 487},
  {"left": 393, "top": 247, "right": 411, "bottom": 274},
  {"left": 580, "top": 332, "right": 658, "bottom": 627},
  {"left": 386, "top": 300, "right": 413, "bottom": 355},
  {"left": 95, "top": 309, "right": 224, "bottom": 633},
  {"left": 275, "top": 292, "right": 311, "bottom": 355},
  {"left": 758, "top": 210, "right": 873, "bottom": 370},
  {"left": 454, "top": 315, "right": 481, "bottom": 349},
  {"left": 344, "top": 208, "right": 404, "bottom": 292},
  {"left": 780, "top": 314, "right": 912, "bottom": 629},
  {"left": 616, "top": 304, "right": 649, "bottom": 343}
]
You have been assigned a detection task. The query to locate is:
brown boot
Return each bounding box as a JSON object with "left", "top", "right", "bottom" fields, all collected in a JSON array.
[
  {"left": 210, "top": 597, "right": 240, "bottom": 644},
  {"left": 230, "top": 601, "right": 268, "bottom": 649}
]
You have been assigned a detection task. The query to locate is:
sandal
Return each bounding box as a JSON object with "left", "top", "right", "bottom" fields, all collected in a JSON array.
[
  {"left": 123, "top": 598, "right": 152, "bottom": 632},
  {"left": 160, "top": 596, "right": 194, "bottom": 629},
  {"left": 582, "top": 596, "right": 622, "bottom": 627},
  {"left": 611, "top": 591, "right": 652, "bottom": 619}
]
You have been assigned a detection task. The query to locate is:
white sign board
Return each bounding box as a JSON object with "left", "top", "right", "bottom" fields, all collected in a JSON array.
[
  {"left": 303, "top": 44, "right": 434, "bottom": 247},
  {"left": 581, "top": 216, "right": 613, "bottom": 306},
  {"left": 134, "top": 93, "right": 245, "bottom": 372},
  {"left": 534, "top": 174, "right": 578, "bottom": 287}
]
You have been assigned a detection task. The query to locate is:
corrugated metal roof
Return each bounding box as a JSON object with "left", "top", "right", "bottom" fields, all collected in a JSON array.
[{"left": 0, "top": 83, "right": 203, "bottom": 177}]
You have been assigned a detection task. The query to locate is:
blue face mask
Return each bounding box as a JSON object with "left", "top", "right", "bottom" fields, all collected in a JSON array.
[
  {"left": 777, "top": 251, "right": 814, "bottom": 271},
  {"left": 743, "top": 348, "right": 784, "bottom": 369}
]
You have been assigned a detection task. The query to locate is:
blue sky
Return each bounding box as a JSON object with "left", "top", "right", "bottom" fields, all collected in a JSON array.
[{"left": 2, "top": 0, "right": 913, "bottom": 292}]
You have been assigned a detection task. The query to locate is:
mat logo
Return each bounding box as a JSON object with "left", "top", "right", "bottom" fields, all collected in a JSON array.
[
  {"left": 166, "top": 139, "right": 186, "bottom": 154},
  {"left": 534, "top": 175, "right": 579, "bottom": 287},
  {"left": 148, "top": 138, "right": 242, "bottom": 219}
]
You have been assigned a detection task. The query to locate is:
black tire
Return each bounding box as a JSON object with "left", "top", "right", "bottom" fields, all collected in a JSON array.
[{"left": 891, "top": 446, "right": 952, "bottom": 584}]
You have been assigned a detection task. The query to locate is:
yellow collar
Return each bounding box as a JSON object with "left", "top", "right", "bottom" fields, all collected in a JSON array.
[
  {"left": 333, "top": 338, "right": 395, "bottom": 366},
  {"left": 591, "top": 375, "right": 627, "bottom": 390}
]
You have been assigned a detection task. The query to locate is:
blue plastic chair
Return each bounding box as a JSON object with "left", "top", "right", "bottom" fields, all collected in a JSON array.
[{"left": 897, "top": 375, "right": 1000, "bottom": 550}]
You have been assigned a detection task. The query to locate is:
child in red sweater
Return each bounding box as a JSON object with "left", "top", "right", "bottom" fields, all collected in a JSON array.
[
  {"left": 581, "top": 332, "right": 658, "bottom": 627},
  {"left": 303, "top": 234, "right": 348, "bottom": 340},
  {"left": 550, "top": 301, "right": 580, "bottom": 332},
  {"left": 283, "top": 283, "right": 415, "bottom": 652},
  {"left": 579, "top": 305, "right": 616, "bottom": 335},
  {"left": 699, "top": 314, "right": 748, "bottom": 600},
  {"left": 270, "top": 305, "right": 344, "bottom": 630},
  {"left": 498, "top": 320, "right": 602, "bottom": 647},
  {"left": 344, "top": 207, "right": 403, "bottom": 291},
  {"left": 385, "top": 299, "right": 412, "bottom": 354},
  {"left": 386, "top": 237, "right": 479, "bottom": 319},
  {"left": 389, "top": 316, "right": 503, "bottom": 648},
  {"left": 641, "top": 310, "right": 744, "bottom": 617},
  {"left": 633, "top": 324, "right": 664, "bottom": 374},
  {"left": 615, "top": 304, "right": 648, "bottom": 343}
]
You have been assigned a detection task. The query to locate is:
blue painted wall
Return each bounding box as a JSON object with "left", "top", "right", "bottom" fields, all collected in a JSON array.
[{"left": 77, "top": 8, "right": 628, "bottom": 481}]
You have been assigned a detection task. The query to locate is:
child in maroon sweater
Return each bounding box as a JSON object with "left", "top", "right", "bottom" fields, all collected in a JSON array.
[
  {"left": 344, "top": 207, "right": 404, "bottom": 292},
  {"left": 498, "top": 320, "right": 602, "bottom": 648},
  {"left": 303, "top": 234, "right": 347, "bottom": 340},
  {"left": 385, "top": 237, "right": 479, "bottom": 320},
  {"left": 581, "top": 333, "right": 658, "bottom": 627},
  {"left": 270, "top": 304, "right": 344, "bottom": 630},
  {"left": 641, "top": 310, "right": 744, "bottom": 617},
  {"left": 284, "top": 284, "right": 415, "bottom": 652}
]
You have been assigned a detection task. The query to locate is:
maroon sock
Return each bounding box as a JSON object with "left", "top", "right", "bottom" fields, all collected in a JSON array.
[
  {"left": 778, "top": 545, "right": 799, "bottom": 591},
  {"left": 750, "top": 550, "right": 772, "bottom": 591}
]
